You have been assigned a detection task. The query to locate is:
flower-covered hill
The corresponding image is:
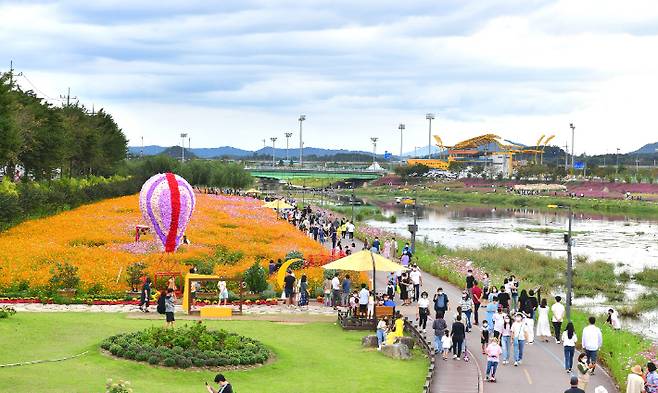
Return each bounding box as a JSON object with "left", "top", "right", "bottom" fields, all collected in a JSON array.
[{"left": 0, "top": 194, "right": 327, "bottom": 292}]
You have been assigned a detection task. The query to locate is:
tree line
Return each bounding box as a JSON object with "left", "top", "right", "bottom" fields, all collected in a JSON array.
[{"left": 0, "top": 73, "right": 127, "bottom": 180}]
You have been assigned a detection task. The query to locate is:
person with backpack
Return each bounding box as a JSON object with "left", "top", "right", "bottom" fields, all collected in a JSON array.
[{"left": 164, "top": 288, "right": 176, "bottom": 327}]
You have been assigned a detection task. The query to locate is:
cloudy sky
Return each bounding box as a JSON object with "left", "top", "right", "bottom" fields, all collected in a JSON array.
[{"left": 2, "top": 0, "right": 657, "bottom": 154}]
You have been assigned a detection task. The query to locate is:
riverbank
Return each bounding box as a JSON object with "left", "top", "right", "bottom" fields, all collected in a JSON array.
[{"left": 353, "top": 185, "right": 658, "bottom": 218}]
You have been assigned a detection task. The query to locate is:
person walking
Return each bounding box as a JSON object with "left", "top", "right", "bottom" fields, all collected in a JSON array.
[
  {"left": 283, "top": 270, "right": 296, "bottom": 307},
  {"left": 323, "top": 276, "right": 332, "bottom": 307},
  {"left": 564, "top": 376, "right": 586, "bottom": 393},
  {"left": 646, "top": 362, "right": 658, "bottom": 393},
  {"left": 451, "top": 315, "right": 466, "bottom": 360},
  {"left": 433, "top": 287, "right": 449, "bottom": 318},
  {"left": 417, "top": 291, "right": 430, "bottom": 331},
  {"left": 471, "top": 280, "right": 482, "bottom": 325},
  {"left": 164, "top": 288, "right": 176, "bottom": 328},
  {"left": 410, "top": 266, "right": 423, "bottom": 302},
  {"left": 562, "top": 322, "right": 578, "bottom": 373},
  {"left": 460, "top": 291, "right": 473, "bottom": 332},
  {"left": 383, "top": 238, "right": 391, "bottom": 259},
  {"left": 331, "top": 272, "right": 341, "bottom": 309},
  {"left": 358, "top": 284, "right": 369, "bottom": 318},
  {"left": 485, "top": 337, "right": 503, "bottom": 382},
  {"left": 400, "top": 273, "right": 412, "bottom": 306},
  {"left": 576, "top": 353, "right": 591, "bottom": 390},
  {"left": 441, "top": 329, "right": 452, "bottom": 360},
  {"left": 626, "top": 365, "right": 646, "bottom": 393},
  {"left": 582, "top": 316, "right": 603, "bottom": 375},
  {"left": 432, "top": 311, "right": 448, "bottom": 355},
  {"left": 485, "top": 296, "right": 498, "bottom": 336},
  {"left": 500, "top": 314, "right": 512, "bottom": 365},
  {"left": 298, "top": 274, "right": 309, "bottom": 309},
  {"left": 536, "top": 298, "right": 552, "bottom": 342},
  {"left": 139, "top": 276, "right": 152, "bottom": 312},
  {"left": 551, "top": 295, "right": 566, "bottom": 343},
  {"left": 511, "top": 312, "right": 527, "bottom": 366}
]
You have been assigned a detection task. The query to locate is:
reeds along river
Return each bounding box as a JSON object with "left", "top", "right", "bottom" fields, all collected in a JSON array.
[{"left": 370, "top": 203, "right": 658, "bottom": 272}]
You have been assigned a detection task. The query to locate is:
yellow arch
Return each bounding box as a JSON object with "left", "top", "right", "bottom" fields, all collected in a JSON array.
[{"left": 277, "top": 258, "right": 303, "bottom": 289}]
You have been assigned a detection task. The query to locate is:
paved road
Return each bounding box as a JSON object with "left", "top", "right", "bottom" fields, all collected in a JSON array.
[{"left": 317, "top": 228, "right": 618, "bottom": 393}]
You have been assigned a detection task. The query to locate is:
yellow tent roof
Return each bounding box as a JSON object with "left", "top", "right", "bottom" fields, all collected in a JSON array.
[
  {"left": 322, "top": 250, "right": 406, "bottom": 272},
  {"left": 245, "top": 188, "right": 261, "bottom": 193},
  {"left": 262, "top": 199, "right": 294, "bottom": 210}
]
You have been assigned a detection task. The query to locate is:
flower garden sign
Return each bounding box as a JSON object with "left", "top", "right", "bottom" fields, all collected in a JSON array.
[{"left": 139, "top": 173, "right": 196, "bottom": 252}]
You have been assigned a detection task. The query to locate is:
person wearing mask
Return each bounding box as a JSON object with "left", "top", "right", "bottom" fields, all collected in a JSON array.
[
  {"left": 500, "top": 314, "right": 512, "bottom": 365},
  {"left": 551, "top": 296, "right": 566, "bottom": 343},
  {"left": 465, "top": 269, "right": 475, "bottom": 291},
  {"left": 409, "top": 266, "right": 423, "bottom": 302},
  {"left": 416, "top": 291, "right": 430, "bottom": 331},
  {"left": 451, "top": 315, "right": 466, "bottom": 360},
  {"left": 485, "top": 296, "right": 498, "bottom": 336},
  {"left": 433, "top": 288, "right": 449, "bottom": 318},
  {"left": 564, "top": 376, "right": 586, "bottom": 393},
  {"left": 459, "top": 290, "right": 473, "bottom": 332},
  {"left": 492, "top": 307, "right": 505, "bottom": 339},
  {"left": 510, "top": 276, "right": 519, "bottom": 312},
  {"left": 562, "top": 322, "right": 578, "bottom": 373},
  {"left": 298, "top": 275, "right": 309, "bottom": 309},
  {"left": 576, "top": 353, "right": 591, "bottom": 390},
  {"left": 164, "top": 288, "right": 176, "bottom": 328},
  {"left": 646, "top": 362, "right": 658, "bottom": 393},
  {"left": 205, "top": 373, "right": 233, "bottom": 393},
  {"left": 432, "top": 311, "right": 448, "bottom": 354},
  {"left": 331, "top": 272, "right": 341, "bottom": 309},
  {"left": 497, "top": 286, "right": 511, "bottom": 314},
  {"left": 482, "top": 272, "right": 491, "bottom": 289},
  {"left": 581, "top": 316, "right": 603, "bottom": 375},
  {"left": 606, "top": 308, "right": 622, "bottom": 330},
  {"left": 626, "top": 365, "right": 645, "bottom": 393},
  {"left": 471, "top": 280, "right": 483, "bottom": 325},
  {"left": 485, "top": 337, "right": 503, "bottom": 382},
  {"left": 511, "top": 312, "right": 527, "bottom": 366}
]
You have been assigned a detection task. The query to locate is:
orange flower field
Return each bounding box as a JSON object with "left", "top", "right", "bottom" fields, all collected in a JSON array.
[{"left": 0, "top": 193, "right": 329, "bottom": 292}]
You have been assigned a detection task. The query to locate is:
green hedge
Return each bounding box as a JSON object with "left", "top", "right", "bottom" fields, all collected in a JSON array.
[{"left": 0, "top": 175, "right": 141, "bottom": 231}]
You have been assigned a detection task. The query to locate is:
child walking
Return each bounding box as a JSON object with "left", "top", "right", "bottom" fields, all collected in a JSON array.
[
  {"left": 485, "top": 338, "right": 503, "bottom": 382},
  {"left": 481, "top": 320, "right": 490, "bottom": 354},
  {"left": 441, "top": 330, "right": 452, "bottom": 360}
]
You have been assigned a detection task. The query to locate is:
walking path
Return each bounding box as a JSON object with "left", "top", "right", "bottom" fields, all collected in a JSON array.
[{"left": 317, "top": 226, "right": 618, "bottom": 393}]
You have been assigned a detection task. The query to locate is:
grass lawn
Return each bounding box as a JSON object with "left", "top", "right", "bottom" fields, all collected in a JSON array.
[{"left": 0, "top": 313, "right": 427, "bottom": 392}]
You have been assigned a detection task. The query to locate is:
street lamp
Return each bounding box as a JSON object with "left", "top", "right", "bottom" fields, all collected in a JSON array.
[
  {"left": 180, "top": 133, "right": 188, "bottom": 163},
  {"left": 527, "top": 205, "right": 574, "bottom": 320},
  {"left": 414, "top": 146, "right": 419, "bottom": 158},
  {"left": 426, "top": 113, "right": 435, "bottom": 159},
  {"left": 284, "top": 132, "right": 293, "bottom": 163},
  {"left": 570, "top": 123, "right": 575, "bottom": 171},
  {"left": 398, "top": 123, "right": 405, "bottom": 164},
  {"left": 270, "top": 137, "right": 277, "bottom": 167},
  {"left": 370, "top": 137, "right": 378, "bottom": 164},
  {"left": 616, "top": 148, "right": 621, "bottom": 176},
  {"left": 298, "top": 115, "right": 306, "bottom": 167}
]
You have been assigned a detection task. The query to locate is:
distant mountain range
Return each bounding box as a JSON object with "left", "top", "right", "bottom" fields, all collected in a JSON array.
[
  {"left": 128, "top": 145, "right": 389, "bottom": 159},
  {"left": 633, "top": 142, "right": 658, "bottom": 154}
]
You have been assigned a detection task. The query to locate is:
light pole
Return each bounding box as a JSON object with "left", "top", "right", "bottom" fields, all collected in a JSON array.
[
  {"left": 370, "top": 137, "right": 378, "bottom": 165},
  {"left": 298, "top": 115, "right": 306, "bottom": 167},
  {"left": 398, "top": 123, "right": 405, "bottom": 164},
  {"left": 570, "top": 123, "right": 575, "bottom": 171},
  {"left": 270, "top": 137, "right": 277, "bottom": 166},
  {"left": 140, "top": 136, "right": 144, "bottom": 158},
  {"left": 414, "top": 146, "right": 419, "bottom": 158},
  {"left": 616, "top": 148, "right": 621, "bottom": 176},
  {"left": 180, "top": 133, "right": 188, "bottom": 163},
  {"left": 284, "top": 132, "right": 293, "bottom": 163},
  {"left": 426, "top": 113, "right": 435, "bottom": 159},
  {"left": 409, "top": 189, "right": 418, "bottom": 254},
  {"left": 351, "top": 187, "right": 355, "bottom": 223}
]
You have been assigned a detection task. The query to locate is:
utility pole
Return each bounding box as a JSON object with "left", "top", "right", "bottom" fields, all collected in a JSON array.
[
  {"left": 426, "top": 113, "right": 435, "bottom": 159},
  {"left": 299, "top": 115, "right": 306, "bottom": 167},
  {"left": 60, "top": 87, "right": 77, "bottom": 107},
  {"left": 370, "top": 137, "right": 378, "bottom": 165},
  {"left": 9, "top": 60, "right": 14, "bottom": 87},
  {"left": 570, "top": 123, "right": 575, "bottom": 171},
  {"left": 564, "top": 142, "right": 569, "bottom": 171},
  {"left": 140, "top": 136, "right": 144, "bottom": 159},
  {"left": 616, "top": 148, "right": 620, "bottom": 176},
  {"left": 409, "top": 189, "right": 418, "bottom": 254},
  {"left": 566, "top": 208, "right": 574, "bottom": 320},
  {"left": 351, "top": 188, "right": 355, "bottom": 223},
  {"left": 414, "top": 146, "right": 419, "bottom": 158},
  {"left": 284, "top": 132, "right": 293, "bottom": 163},
  {"left": 270, "top": 137, "right": 277, "bottom": 166},
  {"left": 398, "top": 123, "right": 405, "bottom": 165}
]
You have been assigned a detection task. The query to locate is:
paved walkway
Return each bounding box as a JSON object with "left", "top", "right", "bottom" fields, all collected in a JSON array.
[{"left": 314, "top": 217, "right": 618, "bottom": 393}]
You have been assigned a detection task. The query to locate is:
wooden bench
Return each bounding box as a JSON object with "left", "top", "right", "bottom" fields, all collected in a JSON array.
[{"left": 374, "top": 305, "right": 394, "bottom": 318}]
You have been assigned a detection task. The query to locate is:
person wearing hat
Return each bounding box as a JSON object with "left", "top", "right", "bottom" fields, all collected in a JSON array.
[
  {"left": 564, "top": 376, "right": 586, "bottom": 393},
  {"left": 626, "top": 365, "right": 646, "bottom": 393}
]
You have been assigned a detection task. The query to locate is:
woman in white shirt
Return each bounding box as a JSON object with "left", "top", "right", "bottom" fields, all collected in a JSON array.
[
  {"left": 416, "top": 291, "right": 430, "bottom": 331},
  {"left": 561, "top": 322, "right": 578, "bottom": 373}
]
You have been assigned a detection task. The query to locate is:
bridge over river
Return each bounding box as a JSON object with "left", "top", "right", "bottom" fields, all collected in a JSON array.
[{"left": 247, "top": 166, "right": 386, "bottom": 181}]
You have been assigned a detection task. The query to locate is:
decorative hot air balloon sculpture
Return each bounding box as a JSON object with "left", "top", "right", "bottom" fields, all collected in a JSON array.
[{"left": 139, "top": 173, "right": 196, "bottom": 252}]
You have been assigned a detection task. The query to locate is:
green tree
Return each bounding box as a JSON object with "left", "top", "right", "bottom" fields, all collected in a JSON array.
[{"left": 0, "top": 74, "right": 20, "bottom": 173}]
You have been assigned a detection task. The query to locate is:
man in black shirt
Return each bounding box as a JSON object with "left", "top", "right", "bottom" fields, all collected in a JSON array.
[
  {"left": 563, "top": 376, "right": 585, "bottom": 393},
  {"left": 465, "top": 269, "right": 475, "bottom": 290},
  {"left": 497, "top": 289, "right": 511, "bottom": 313},
  {"left": 206, "top": 374, "right": 233, "bottom": 393},
  {"left": 283, "top": 270, "right": 296, "bottom": 306}
]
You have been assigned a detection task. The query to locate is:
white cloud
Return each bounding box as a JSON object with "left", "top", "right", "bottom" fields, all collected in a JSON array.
[{"left": 1, "top": 0, "right": 657, "bottom": 153}]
